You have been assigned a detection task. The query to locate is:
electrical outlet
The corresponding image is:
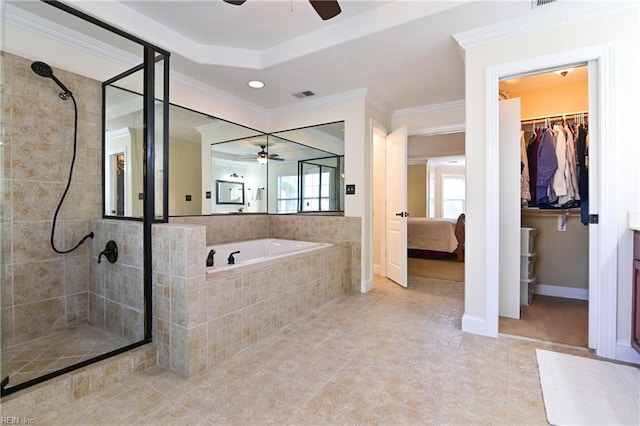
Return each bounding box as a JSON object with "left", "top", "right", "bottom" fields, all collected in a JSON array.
[
  {"left": 346, "top": 184, "right": 356, "bottom": 195},
  {"left": 186, "top": 195, "right": 192, "bottom": 202}
]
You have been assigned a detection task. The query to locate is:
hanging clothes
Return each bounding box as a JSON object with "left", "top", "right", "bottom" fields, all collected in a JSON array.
[
  {"left": 576, "top": 123, "right": 589, "bottom": 223},
  {"left": 551, "top": 122, "right": 569, "bottom": 204},
  {"left": 520, "top": 130, "right": 531, "bottom": 202},
  {"left": 564, "top": 122, "right": 580, "bottom": 203},
  {"left": 527, "top": 127, "right": 542, "bottom": 206},
  {"left": 536, "top": 128, "right": 558, "bottom": 204}
]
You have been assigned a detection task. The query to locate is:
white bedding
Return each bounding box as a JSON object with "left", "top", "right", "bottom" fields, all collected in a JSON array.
[{"left": 407, "top": 217, "right": 459, "bottom": 253}]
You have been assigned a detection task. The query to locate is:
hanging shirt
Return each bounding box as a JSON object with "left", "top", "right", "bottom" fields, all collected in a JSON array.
[{"left": 536, "top": 129, "right": 558, "bottom": 203}]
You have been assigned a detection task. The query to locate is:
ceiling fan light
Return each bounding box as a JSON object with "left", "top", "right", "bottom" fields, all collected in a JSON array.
[
  {"left": 257, "top": 154, "right": 268, "bottom": 165},
  {"left": 248, "top": 80, "right": 265, "bottom": 89}
]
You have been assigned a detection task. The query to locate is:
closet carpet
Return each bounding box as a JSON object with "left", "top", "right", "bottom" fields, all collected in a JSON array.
[
  {"left": 408, "top": 256, "right": 464, "bottom": 282},
  {"left": 499, "top": 295, "right": 588, "bottom": 347}
]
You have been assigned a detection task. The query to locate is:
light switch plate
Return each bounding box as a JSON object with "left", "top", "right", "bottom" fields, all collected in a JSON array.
[{"left": 346, "top": 184, "right": 356, "bottom": 195}]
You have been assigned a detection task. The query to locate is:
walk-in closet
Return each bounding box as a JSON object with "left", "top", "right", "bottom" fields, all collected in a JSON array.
[{"left": 498, "top": 65, "right": 590, "bottom": 347}]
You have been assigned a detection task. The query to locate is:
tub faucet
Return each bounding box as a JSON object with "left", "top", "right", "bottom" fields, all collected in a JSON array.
[
  {"left": 227, "top": 251, "right": 240, "bottom": 265},
  {"left": 206, "top": 249, "right": 216, "bottom": 267}
]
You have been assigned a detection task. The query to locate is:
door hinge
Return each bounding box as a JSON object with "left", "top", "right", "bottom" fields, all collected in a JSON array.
[{"left": 588, "top": 214, "right": 599, "bottom": 224}]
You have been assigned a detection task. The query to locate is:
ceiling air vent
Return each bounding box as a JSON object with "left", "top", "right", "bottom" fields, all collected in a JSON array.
[
  {"left": 292, "top": 90, "right": 315, "bottom": 99},
  {"left": 532, "top": 0, "right": 558, "bottom": 8}
]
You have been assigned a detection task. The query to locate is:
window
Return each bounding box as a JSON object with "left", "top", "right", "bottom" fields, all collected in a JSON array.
[
  {"left": 300, "top": 162, "right": 337, "bottom": 212},
  {"left": 441, "top": 174, "right": 465, "bottom": 219},
  {"left": 277, "top": 174, "right": 298, "bottom": 213}
]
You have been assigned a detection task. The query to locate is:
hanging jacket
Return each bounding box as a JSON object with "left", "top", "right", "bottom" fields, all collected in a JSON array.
[{"left": 536, "top": 129, "right": 558, "bottom": 203}]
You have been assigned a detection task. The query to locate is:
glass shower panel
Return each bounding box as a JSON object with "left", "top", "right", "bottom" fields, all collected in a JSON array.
[
  {"left": 104, "top": 82, "right": 145, "bottom": 219},
  {"left": 1, "top": 0, "right": 164, "bottom": 396}
]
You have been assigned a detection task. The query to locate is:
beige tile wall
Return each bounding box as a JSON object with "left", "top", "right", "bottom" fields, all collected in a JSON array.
[
  {"left": 152, "top": 222, "right": 350, "bottom": 378},
  {"left": 89, "top": 219, "right": 145, "bottom": 343},
  {"left": 169, "top": 214, "right": 362, "bottom": 291},
  {"left": 1, "top": 53, "right": 102, "bottom": 345}
]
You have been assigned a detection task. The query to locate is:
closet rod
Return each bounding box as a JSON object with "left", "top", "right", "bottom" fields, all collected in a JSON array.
[{"left": 521, "top": 110, "right": 588, "bottom": 126}]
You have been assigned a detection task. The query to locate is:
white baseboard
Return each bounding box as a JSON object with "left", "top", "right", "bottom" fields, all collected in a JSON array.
[
  {"left": 616, "top": 339, "right": 640, "bottom": 365},
  {"left": 373, "top": 264, "right": 380, "bottom": 275},
  {"left": 361, "top": 278, "right": 373, "bottom": 293},
  {"left": 462, "top": 314, "right": 497, "bottom": 337},
  {"left": 535, "top": 284, "right": 589, "bottom": 300}
]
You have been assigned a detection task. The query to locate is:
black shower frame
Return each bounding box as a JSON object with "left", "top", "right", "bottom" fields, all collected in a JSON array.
[{"left": 0, "top": 0, "right": 170, "bottom": 397}]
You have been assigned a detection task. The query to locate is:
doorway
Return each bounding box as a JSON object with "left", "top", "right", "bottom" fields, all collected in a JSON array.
[
  {"left": 484, "top": 43, "right": 618, "bottom": 359},
  {"left": 372, "top": 124, "right": 466, "bottom": 288},
  {"left": 497, "top": 65, "right": 590, "bottom": 347}
]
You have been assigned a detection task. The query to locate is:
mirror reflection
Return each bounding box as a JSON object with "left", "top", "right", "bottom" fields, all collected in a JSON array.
[
  {"left": 216, "top": 180, "right": 245, "bottom": 205},
  {"left": 105, "top": 89, "right": 345, "bottom": 217},
  {"left": 104, "top": 92, "right": 263, "bottom": 217}
]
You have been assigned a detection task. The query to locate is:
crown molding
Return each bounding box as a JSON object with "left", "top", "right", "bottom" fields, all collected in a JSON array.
[
  {"left": 393, "top": 99, "right": 465, "bottom": 120},
  {"left": 408, "top": 124, "right": 465, "bottom": 137},
  {"left": 453, "top": 0, "right": 639, "bottom": 52},
  {"left": 4, "top": 3, "right": 139, "bottom": 67}
]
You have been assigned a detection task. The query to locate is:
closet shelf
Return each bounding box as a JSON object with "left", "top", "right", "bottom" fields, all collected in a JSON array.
[{"left": 521, "top": 208, "right": 580, "bottom": 217}]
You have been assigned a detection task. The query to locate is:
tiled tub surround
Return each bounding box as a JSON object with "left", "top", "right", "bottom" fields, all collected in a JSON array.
[
  {"left": 2, "top": 53, "right": 103, "bottom": 346},
  {"left": 152, "top": 223, "right": 350, "bottom": 378},
  {"left": 169, "top": 214, "right": 361, "bottom": 291}
]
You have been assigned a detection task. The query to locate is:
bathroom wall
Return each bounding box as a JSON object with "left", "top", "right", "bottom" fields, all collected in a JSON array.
[
  {"left": 1, "top": 53, "right": 102, "bottom": 345},
  {"left": 89, "top": 219, "right": 145, "bottom": 343},
  {"left": 267, "top": 215, "right": 361, "bottom": 291}
]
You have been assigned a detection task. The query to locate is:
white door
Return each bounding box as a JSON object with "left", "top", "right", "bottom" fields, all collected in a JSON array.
[
  {"left": 385, "top": 126, "right": 408, "bottom": 287},
  {"left": 498, "top": 98, "right": 522, "bottom": 319}
]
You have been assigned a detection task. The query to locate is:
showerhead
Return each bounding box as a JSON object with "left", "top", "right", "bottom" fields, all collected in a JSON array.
[
  {"left": 31, "top": 61, "right": 72, "bottom": 99},
  {"left": 31, "top": 61, "right": 53, "bottom": 78}
]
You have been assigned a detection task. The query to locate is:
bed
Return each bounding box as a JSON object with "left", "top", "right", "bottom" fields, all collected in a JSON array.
[{"left": 407, "top": 213, "right": 465, "bottom": 262}]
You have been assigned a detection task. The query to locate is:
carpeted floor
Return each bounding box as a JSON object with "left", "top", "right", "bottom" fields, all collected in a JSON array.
[
  {"left": 408, "top": 256, "right": 464, "bottom": 282},
  {"left": 500, "top": 295, "right": 589, "bottom": 347}
]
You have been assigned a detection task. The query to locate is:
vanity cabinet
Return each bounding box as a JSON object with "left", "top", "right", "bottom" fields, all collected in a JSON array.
[{"left": 633, "top": 231, "right": 640, "bottom": 354}]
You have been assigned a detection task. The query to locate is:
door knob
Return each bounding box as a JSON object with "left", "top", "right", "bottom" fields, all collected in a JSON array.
[{"left": 395, "top": 212, "right": 408, "bottom": 217}]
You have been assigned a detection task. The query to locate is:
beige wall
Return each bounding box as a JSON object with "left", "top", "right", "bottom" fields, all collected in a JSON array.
[
  {"left": 521, "top": 215, "right": 588, "bottom": 289},
  {"left": 505, "top": 78, "right": 588, "bottom": 119},
  {"left": 408, "top": 163, "right": 426, "bottom": 217},
  {"left": 169, "top": 139, "right": 201, "bottom": 216},
  {"left": 2, "top": 53, "right": 102, "bottom": 345}
]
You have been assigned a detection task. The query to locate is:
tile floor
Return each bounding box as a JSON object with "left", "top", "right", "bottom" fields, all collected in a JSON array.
[
  {"left": 5, "top": 324, "right": 130, "bottom": 387},
  {"left": 4, "top": 275, "right": 598, "bottom": 425}
]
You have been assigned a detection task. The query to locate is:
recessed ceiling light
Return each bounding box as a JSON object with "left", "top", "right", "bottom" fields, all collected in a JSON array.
[{"left": 248, "top": 80, "right": 265, "bottom": 89}]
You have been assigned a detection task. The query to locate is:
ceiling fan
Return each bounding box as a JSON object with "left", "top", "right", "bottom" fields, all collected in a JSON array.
[
  {"left": 242, "top": 145, "right": 285, "bottom": 164},
  {"left": 222, "top": 0, "right": 341, "bottom": 21}
]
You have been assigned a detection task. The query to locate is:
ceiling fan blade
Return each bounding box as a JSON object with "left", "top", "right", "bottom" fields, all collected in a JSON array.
[
  {"left": 223, "top": 0, "right": 247, "bottom": 5},
  {"left": 270, "top": 157, "right": 285, "bottom": 161},
  {"left": 309, "top": 0, "right": 341, "bottom": 20}
]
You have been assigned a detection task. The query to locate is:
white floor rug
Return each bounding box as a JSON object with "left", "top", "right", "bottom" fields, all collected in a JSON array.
[{"left": 536, "top": 349, "right": 640, "bottom": 425}]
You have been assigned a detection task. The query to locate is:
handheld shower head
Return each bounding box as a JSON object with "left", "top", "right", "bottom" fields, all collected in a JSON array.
[{"left": 31, "top": 61, "right": 72, "bottom": 99}]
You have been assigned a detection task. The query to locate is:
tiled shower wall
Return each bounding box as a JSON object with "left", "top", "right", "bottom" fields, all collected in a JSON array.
[
  {"left": 1, "top": 53, "right": 102, "bottom": 345},
  {"left": 89, "top": 219, "right": 145, "bottom": 343},
  {"left": 169, "top": 214, "right": 361, "bottom": 291}
]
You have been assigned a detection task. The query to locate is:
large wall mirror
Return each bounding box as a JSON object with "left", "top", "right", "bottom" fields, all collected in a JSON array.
[
  {"left": 105, "top": 95, "right": 263, "bottom": 217},
  {"left": 267, "top": 122, "right": 345, "bottom": 214},
  {"left": 205, "top": 120, "right": 345, "bottom": 215},
  {"left": 106, "top": 93, "right": 344, "bottom": 216}
]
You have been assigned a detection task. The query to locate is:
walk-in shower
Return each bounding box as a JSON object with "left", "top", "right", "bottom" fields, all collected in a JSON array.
[{"left": 1, "top": 1, "right": 169, "bottom": 396}]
